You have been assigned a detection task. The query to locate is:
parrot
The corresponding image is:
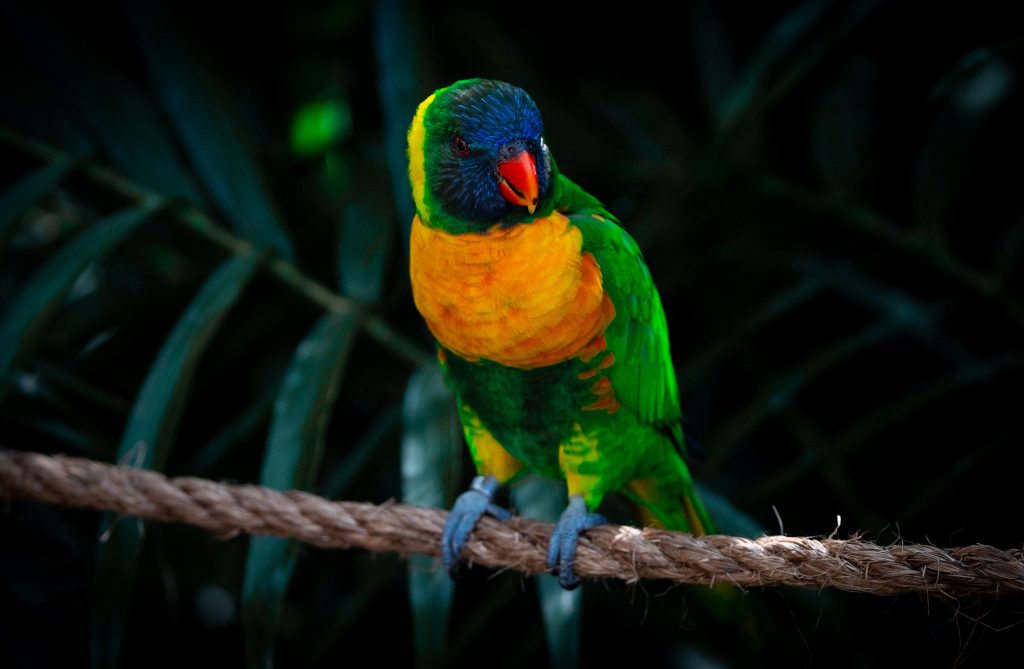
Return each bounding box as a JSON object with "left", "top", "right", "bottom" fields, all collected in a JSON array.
[{"left": 406, "top": 78, "right": 715, "bottom": 590}]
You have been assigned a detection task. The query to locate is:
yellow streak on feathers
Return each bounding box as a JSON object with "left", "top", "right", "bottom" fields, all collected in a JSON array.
[{"left": 406, "top": 93, "right": 435, "bottom": 220}]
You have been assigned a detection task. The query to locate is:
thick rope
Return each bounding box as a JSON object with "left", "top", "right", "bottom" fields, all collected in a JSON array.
[{"left": 1, "top": 449, "right": 1021, "bottom": 597}]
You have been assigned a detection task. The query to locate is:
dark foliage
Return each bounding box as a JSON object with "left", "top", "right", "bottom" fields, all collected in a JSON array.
[{"left": 2, "top": 1, "right": 1023, "bottom": 667}]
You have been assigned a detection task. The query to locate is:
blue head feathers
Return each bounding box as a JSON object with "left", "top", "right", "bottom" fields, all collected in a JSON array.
[{"left": 426, "top": 79, "right": 553, "bottom": 226}]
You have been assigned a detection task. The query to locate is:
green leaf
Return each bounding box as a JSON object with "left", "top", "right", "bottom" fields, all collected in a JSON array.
[
  {"left": 184, "top": 378, "right": 278, "bottom": 476},
  {"left": 914, "top": 49, "right": 1013, "bottom": 235},
  {"left": 66, "top": 54, "right": 205, "bottom": 205},
  {"left": 291, "top": 97, "right": 352, "bottom": 156},
  {"left": 753, "top": 176, "right": 1024, "bottom": 326},
  {"left": 125, "top": 2, "right": 296, "bottom": 261},
  {"left": 706, "top": 317, "right": 903, "bottom": 475},
  {"left": 511, "top": 476, "right": 581, "bottom": 669},
  {"left": 7, "top": 413, "right": 111, "bottom": 456},
  {"left": 401, "top": 364, "right": 461, "bottom": 669},
  {"left": 321, "top": 404, "right": 400, "bottom": 500},
  {"left": 305, "top": 558, "right": 402, "bottom": 666},
  {"left": 296, "top": 408, "right": 400, "bottom": 659},
  {"left": 92, "top": 252, "right": 261, "bottom": 669},
  {"left": 696, "top": 482, "right": 764, "bottom": 539},
  {"left": 683, "top": 275, "right": 829, "bottom": 388},
  {"left": 994, "top": 210, "right": 1024, "bottom": 282},
  {"left": 242, "top": 311, "right": 358, "bottom": 669},
  {"left": 718, "top": 0, "right": 836, "bottom": 125},
  {"left": 0, "top": 158, "right": 76, "bottom": 247},
  {"left": 0, "top": 204, "right": 159, "bottom": 400},
  {"left": 373, "top": 0, "right": 424, "bottom": 253},
  {"left": 748, "top": 352, "right": 1024, "bottom": 504},
  {"left": 7, "top": 10, "right": 204, "bottom": 205},
  {"left": 338, "top": 198, "right": 394, "bottom": 302},
  {"left": 117, "top": 253, "right": 262, "bottom": 470},
  {"left": 690, "top": 0, "right": 738, "bottom": 120},
  {"left": 812, "top": 57, "right": 876, "bottom": 193},
  {"left": 0, "top": 54, "right": 94, "bottom": 154},
  {"left": 758, "top": 1, "right": 879, "bottom": 116}
]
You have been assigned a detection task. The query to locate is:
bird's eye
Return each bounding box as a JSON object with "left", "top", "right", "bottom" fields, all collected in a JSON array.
[{"left": 452, "top": 135, "right": 470, "bottom": 157}]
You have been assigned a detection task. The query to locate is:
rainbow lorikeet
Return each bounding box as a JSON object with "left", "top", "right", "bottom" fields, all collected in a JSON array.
[{"left": 406, "top": 79, "right": 714, "bottom": 589}]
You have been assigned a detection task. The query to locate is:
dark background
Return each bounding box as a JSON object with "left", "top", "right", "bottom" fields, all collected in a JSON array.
[{"left": 2, "top": 1, "right": 1023, "bottom": 667}]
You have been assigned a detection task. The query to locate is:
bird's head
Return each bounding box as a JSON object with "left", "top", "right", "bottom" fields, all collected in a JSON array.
[{"left": 407, "top": 79, "right": 555, "bottom": 232}]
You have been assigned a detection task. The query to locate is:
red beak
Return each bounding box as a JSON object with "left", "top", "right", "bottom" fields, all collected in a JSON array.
[{"left": 497, "top": 151, "right": 539, "bottom": 214}]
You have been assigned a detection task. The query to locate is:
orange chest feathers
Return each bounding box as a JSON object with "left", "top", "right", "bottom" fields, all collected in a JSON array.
[{"left": 409, "top": 212, "right": 615, "bottom": 369}]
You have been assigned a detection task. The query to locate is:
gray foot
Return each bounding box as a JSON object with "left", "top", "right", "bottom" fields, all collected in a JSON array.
[
  {"left": 442, "top": 475, "right": 511, "bottom": 577},
  {"left": 546, "top": 495, "right": 607, "bottom": 590}
]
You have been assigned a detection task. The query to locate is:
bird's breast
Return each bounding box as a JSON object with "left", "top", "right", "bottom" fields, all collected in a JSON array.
[{"left": 409, "top": 212, "right": 615, "bottom": 369}]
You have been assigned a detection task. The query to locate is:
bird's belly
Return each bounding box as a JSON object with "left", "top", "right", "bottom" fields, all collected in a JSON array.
[{"left": 443, "top": 352, "right": 611, "bottom": 476}]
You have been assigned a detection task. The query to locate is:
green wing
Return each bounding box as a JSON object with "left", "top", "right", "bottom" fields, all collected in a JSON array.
[{"left": 554, "top": 174, "right": 683, "bottom": 433}]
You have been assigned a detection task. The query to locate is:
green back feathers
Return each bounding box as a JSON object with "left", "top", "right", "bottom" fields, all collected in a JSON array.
[{"left": 557, "top": 175, "right": 683, "bottom": 432}]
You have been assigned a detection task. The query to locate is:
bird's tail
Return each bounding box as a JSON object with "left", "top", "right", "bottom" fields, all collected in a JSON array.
[
  {"left": 624, "top": 452, "right": 715, "bottom": 536},
  {"left": 625, "top": 447, "right": 759, "bottom": 643}
]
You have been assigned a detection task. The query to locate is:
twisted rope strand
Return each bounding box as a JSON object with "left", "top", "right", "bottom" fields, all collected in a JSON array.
[{"left": 2, "top": 449, "right": 1022, "bottom": 597}]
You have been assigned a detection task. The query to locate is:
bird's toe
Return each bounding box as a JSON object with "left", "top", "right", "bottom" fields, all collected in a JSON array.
[
  {"left": 546, "top": 496, "right": 607, "bottom": 590},
  {"left": 441, "top": 475, "right": 509, "bottom": 577}
]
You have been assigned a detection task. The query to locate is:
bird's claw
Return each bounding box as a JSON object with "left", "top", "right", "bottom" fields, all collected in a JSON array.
[
  {"left": 546, "top": 496, "right": 607, "bottom": 590},
  {"left": 442, "top": 475, "right": 511, "bottom": 577}
]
